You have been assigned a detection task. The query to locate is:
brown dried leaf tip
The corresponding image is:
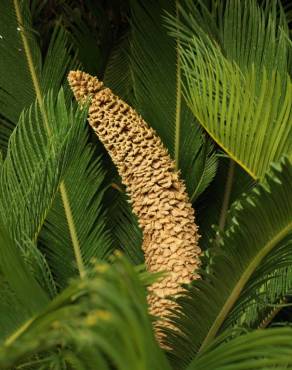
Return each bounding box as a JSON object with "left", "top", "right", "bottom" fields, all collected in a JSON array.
[{"left": 68, "top": 70, "right": 201, "bottom": 341}]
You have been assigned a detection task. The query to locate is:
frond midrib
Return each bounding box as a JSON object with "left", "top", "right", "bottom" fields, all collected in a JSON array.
[
  {"left": 4, "top": 317, "right": 34, "bottom": 347},
  {"left": 194, "top": 112, "right": 257, "bottom": 181},
  {"left": 13, "top": 0, "right": 86, "bottom": 278},
  {"left": 199, "top": 220, "right": 292, "bottom": 352}
]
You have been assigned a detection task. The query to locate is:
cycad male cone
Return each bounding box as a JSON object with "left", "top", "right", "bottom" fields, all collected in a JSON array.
[{"left": 68, "top": 70, "right": 201, "bottom": 340}]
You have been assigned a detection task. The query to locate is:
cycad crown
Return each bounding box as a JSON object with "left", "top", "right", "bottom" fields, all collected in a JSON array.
[{"left": 68, "top": 70, "right": 201, "bottom": 336}]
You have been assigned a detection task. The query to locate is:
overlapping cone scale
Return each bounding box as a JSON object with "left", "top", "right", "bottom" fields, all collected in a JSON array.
[{"left": 68, "top": 70, "right": 201, "bottom": 339}]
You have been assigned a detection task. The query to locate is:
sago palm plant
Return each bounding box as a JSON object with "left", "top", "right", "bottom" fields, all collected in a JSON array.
[{"left": 0, "top": 0, "right": 291, "bottom": 369}]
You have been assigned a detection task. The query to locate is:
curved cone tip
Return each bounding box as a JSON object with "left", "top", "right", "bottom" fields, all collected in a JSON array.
[{"left": 67, "top": 70, "right": 104, "bottom": 102}]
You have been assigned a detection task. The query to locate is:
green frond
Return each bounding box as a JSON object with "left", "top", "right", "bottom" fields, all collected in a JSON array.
[
  {"left": 0, "top": 89, "right": 87, "bottom": 245},
  {"left": 104, "top": 34, "right": 134, "bottom": 102},
  {"left": 40, "top": 131, "right": 113, "bottom": 289},
  {"left": 0, "top": 274, "right": 32, "bottom": 342},
  {"left": 64, "top": 6, "right": 104, "bottom": 76},
  {"left": 0, "top": 0, "right": 78, "bottom": 151},
  {"left": 0, "top": 217, "right": 49, "bottom": 318},
  {"left": 59, "top": 1, "right": 119, "bottom": 76},
  {"left": 0, "top": 2, "right": 112, "bottom": 282},
  {"left": 20, "top": 238, "right": 58, "bottom": 299},
  {"left": 0, "top": 2, "right": 291, "bottom": 368},
  {"left": 181, "top": 130, "right": 218, "bottom": 202},
  {"left": 129, "top": 0, "right": 217, "bottom": 200},
  {"left": 0, "top": 0, "right": 36, "bottom": 125},
  {"left": 41, "top": 26, "right": 78, "bottom": 95},
  {"left": 187, "top": 327, "right": 292, "bottom": 369},
  {"left": 170, "top": 0, "right": 290, "bottom": 75},
  {"left": 223, "top": 238, "right": 292, "bottom": 330},
  {"left": 167, "top": 0, "right": 292, "bottom": 180},
  {"left": 105, "top": 186, "right": 144, "bottom": 264},
  {"left": 0, "top": 87, "right": 112, "bottom": 294},
  {"left": 165, "top": 157, "right": 292, "bottom": 368},
  {"left": 0, "top": 257, "right": 170, "bottom": 370},
  {"left": 197, "top": 158, "right": 255, "bottom": 249}
]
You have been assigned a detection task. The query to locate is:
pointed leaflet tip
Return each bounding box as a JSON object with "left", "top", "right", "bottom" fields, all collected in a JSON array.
[{"left": 67, "top": 70, "right": 104, "bottom": 102}]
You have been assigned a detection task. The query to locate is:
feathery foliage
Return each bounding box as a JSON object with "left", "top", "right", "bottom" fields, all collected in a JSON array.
[
  {"left": 0, "top": 0, "right": 112, "bottom": 286},
  {"left": 0, "top": 0, "right": 77, "bottom": 151},
  {"left": 0, "top": 256, "right": 170, "bottom": 370},
  {"left": 0, "top": 217, "right": 49, "bottom": 319},
  {"left": 40, "top": 130, "right": 113, "bottom": 289},
  {"left": 129, "top": 0, "right": 217, "bottom": 202},
  {"left": 167, "top": 0, "right": 292, "bottom": 180},
  {"left": 104, "top": 187, "right": 144, "bottom": 264},
  {"left": 0, "top": 273, "right": 30, "bottom": 341},
  {"left": 187, "top": 328, "right": 292, "bottom": 370},
  {"left": 0, "top": 90, "right": 84, "bottom": 243},
  {"left": 197, "top": 158, "right": 255, "bottom": 249},
  {"left": 0, "top": 0, "right": 291, "bottom": 369},
  {"left": 3, "top": 254, "right": 292, "bottom": 370},
  {"left": 165, "top": 157, "right": 292, "bottom": 368}
]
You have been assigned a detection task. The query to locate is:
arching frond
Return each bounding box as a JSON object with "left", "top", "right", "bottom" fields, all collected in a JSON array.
[
  {"left": 0, "top": 0, "right": 36, "bottom": 126},
  {"left": 19, "top": 238, "right": 58, "bottom": 299},
  {"left": 105, "top": 187, "right": 144, "bottom": 264},
  {"left": 0, "top": 89, "right": 86, "bottom": 244},
  {"left": 39, "top": 134, "right": 113, "bottom": 289},
  {"left": 224, "top": 238, "right": 292, "bottom": 330},
  {"left": 187, "top": 327, "right": 292, "bottom": 370},
  {"left": 169, "top": 0, "right": 290, "bottom": 76},
  {"left": 0, "top": 217, "right": 49, "bottom": 320},
  {"left": 0, "top": 1, "right": 77, "bottom": 151},
  {"left": 104, "top": 34, "right": 133, "bottom": 102},
  {"left": 0, "top": 274, "right": 30, "bottom": 342},
  {"left": 0, "top": 87, "right": 112, "bottom": 292},
  {"left": 165, "top": 157, "right": 292, "bottom": 368},
  {"left": 167, "top": 0, "right": 292, "bottom": 180},
  {"left": 0, "top": 2, "right": 112, "bottom": 284},
  {"left": 197, "top": 158, "right": 255, "bottom": 249},
  {"left": 0, "top": 257, "right": 170, "bottom": 370},
  {"left": 129, "top": 0, "right": 217, "bottom": 201}
]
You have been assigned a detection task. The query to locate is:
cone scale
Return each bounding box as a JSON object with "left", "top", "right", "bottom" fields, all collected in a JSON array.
[{"left": 68, "top": 70, "right": 201, "bottom": 341}]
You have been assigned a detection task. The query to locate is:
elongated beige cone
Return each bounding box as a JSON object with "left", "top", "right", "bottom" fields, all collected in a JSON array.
[{"left": 68, "top": 70, "right": 201, "bottom": 340}]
